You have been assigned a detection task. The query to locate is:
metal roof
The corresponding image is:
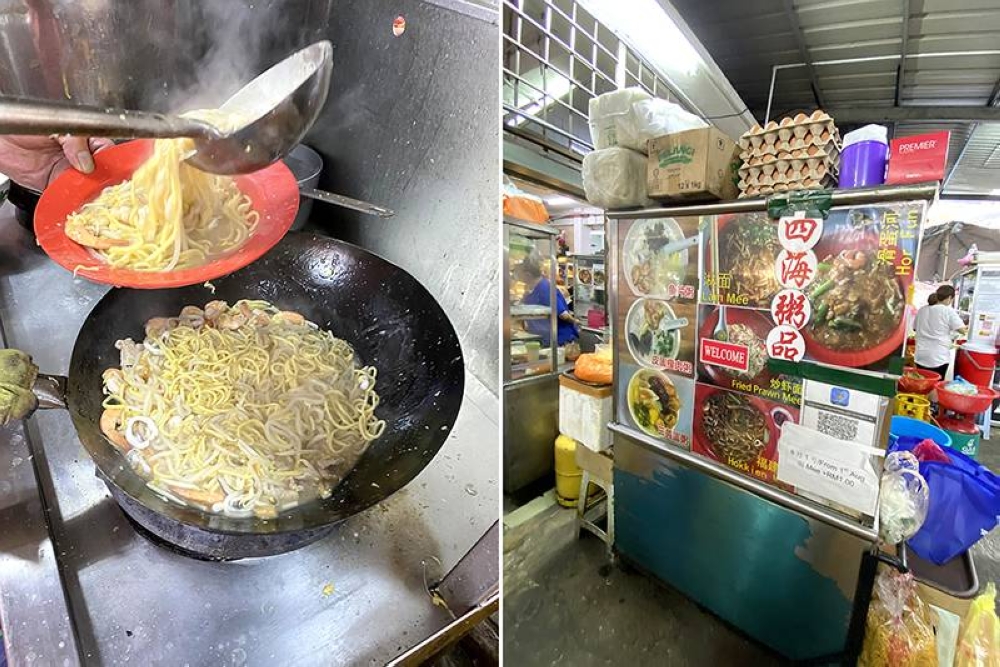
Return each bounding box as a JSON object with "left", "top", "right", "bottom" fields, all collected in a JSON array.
[{"left": 669, "top": 0, "right": 1000, "bottom": 195}]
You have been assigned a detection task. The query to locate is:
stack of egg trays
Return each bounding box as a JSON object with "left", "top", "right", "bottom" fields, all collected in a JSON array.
[{"left": 737, "top": 111, "right": 842, "bottom": 198}]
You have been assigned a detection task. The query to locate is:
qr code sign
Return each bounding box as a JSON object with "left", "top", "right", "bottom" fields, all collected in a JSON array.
[{"left": 817, "top": 411, "right": 858, "bottom": 442}]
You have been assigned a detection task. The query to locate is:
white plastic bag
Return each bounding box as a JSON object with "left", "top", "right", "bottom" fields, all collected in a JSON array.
[
  {"left": 581, "top": 147, "right": 652, "bottom": 209},
  {"left": 588, "top": 88, "right": 651, "bottom": 150},
  {"left": 589, "top": 88, "right": 707, "bottom": 153}
]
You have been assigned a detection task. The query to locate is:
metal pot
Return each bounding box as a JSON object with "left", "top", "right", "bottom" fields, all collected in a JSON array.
[{"left": 284, "top": 144, "right": 323, "bottom": 230}]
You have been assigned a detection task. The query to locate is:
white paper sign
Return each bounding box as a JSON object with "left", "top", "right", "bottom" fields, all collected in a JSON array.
[
  {"left": 800, "top": 380, "right": 885, "bottom": 449},
  {"left": 777, "top": 422, "right": 881, "bottom": 515}
]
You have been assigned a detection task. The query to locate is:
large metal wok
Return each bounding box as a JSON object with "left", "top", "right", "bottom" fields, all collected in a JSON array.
[{"left": 34, "top": 232, "right": 465, "bottom": 559}]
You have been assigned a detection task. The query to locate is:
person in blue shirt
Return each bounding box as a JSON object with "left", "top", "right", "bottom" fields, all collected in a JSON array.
[{"left": 514, "top": 258, "right": 579, "bottom": 347}]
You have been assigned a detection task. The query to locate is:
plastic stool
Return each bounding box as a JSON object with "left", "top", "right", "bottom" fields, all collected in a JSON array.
[{"left": 574, "top": 445, "right": 614, "bottom": 560}]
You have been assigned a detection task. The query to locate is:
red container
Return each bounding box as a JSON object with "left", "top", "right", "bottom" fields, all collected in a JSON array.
[
  {"left": 934, "top": 381, "right": 999, "bottom": 415},
  {"left": 886, "top": 131, "right": 949, "bottom": 184},
  {"left": 955, "top": 343, "right": 997, "bottom": 388},
  {"left": 898, "top": 366, "right": 940, "bottom": 395}
]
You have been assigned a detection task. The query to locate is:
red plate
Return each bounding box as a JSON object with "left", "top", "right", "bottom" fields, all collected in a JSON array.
[{"left": 35, "top": 139, "right": 299, "bottom": 289}]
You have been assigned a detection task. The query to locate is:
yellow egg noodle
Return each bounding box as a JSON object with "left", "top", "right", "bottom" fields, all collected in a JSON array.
[
  {"left": 65, "top": 111, "right": 259, "bottom": 272},
  {"left": 100, "top": 300, "right": 385, "bottom": 519}
]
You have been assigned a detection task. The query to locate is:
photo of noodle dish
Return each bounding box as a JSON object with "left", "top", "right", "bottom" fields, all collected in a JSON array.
[
  {"left": 626, "top": 298, "right": 681, "bottom": 366},
  {"left": 804, "top": 247, "right": 904, "bottom": 362},
  {"left": 694, "top": 388, "right": 774, "bottom": 472},
  {"left": 623, "top": 218, "right": 687, "bottom": 297},
  {"left": 63, "top": 110, "right": 259, "bottom": 273},
  {"left": 714, "top": 213, "right": 781, "bottom": 308},
  {"left": 627, "top": 368, "right": 681, "bottom": 438},
  {"left": 100, "top": 299, "right": 384, "bottom": 519}
]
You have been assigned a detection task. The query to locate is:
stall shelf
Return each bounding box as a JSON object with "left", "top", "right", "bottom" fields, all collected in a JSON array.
[
  {"left": 606, "top": 182, "right": 939, "bottom": 663},
  {"left": 503, "top": 216, "right": 560, "bottom": 493}
]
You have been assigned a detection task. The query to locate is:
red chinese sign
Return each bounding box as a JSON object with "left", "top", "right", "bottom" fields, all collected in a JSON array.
[
  {"left": 770, "top": 288, "right": 811, "bottom": 330},
  {"left": 766, "top": 325, "right": 805, "bottom": 362},
  {"left": 699, "top": 338, "right": 750, "bottom": 373},
  {"left": 775, "top": 249, "right": 817, "bottom": 290},
  {"left": 777, "top": 212, "right": 823, "bottom": 252}
]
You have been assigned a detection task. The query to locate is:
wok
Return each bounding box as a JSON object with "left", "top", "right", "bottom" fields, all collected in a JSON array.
[{"left": 33, "top": 232, "right": 464, "bottom": 556}]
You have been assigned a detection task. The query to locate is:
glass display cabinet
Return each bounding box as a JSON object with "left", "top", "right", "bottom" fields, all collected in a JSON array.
[{"left": 503, "top": 216, "right": 559, "bottom": 493}]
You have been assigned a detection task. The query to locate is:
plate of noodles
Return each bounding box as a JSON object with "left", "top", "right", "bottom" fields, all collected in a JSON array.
[{"left": 35, "top": 138, "right": 299, "bottom": 289}]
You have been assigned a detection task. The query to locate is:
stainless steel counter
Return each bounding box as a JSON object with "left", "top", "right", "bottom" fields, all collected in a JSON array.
[{"left": 0, "top": 208, "right": 499, "bottom": 666}]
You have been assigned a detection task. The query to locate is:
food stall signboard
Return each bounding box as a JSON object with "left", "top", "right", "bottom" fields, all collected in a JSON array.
[
  {"left": 770, "top": 289, "right": 811, "bottom": 329},
  {"left": 618, "top": 217, "right": 701, "bottom": 448}
]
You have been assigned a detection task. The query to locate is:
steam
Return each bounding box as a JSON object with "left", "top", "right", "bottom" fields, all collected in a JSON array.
[{"left": 139, "top": 1, "right": 326, "bottom": 115}]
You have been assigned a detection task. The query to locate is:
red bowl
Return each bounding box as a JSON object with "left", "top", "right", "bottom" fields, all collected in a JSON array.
[
  {"left": 35, "top": 139, "right": 299, "bottom": 289},
  {"left": 935, "top": 381, "right": 999, "bottom": 414},
  {"left": 898, "top": 367, "right": 941, "bottom": 395},
  {"left": 801, "top": 228, "right": 907, "bottom": 367},
  {"left": 697, "top": 306, "right": 774, "bottom": 387}
]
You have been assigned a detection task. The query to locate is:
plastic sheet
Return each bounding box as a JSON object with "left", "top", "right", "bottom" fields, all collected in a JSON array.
[
  {"left": 588, "top": 88, "right": 706, "bottom": 153},
  {"left": 955, "top": 583, "right": 999, "bottom": 667}
]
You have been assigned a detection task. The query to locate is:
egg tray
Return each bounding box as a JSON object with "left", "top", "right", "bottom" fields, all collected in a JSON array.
[
  {"left": 738, "top": 173, "right": 837, "bottom": 199},
  {"left": 738, "top": 111, "right": 842, "bottom": 156}
]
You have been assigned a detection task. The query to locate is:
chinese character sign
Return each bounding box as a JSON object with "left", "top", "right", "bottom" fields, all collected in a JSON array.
[
  {"left": 778, "top": 212, "right": 823, "bottom": 252},
  {"left": 771, "top": 289, "right": 811, "bottom": 329},
  {"left": 775, "top": 249, "right": 817, "bottom": 290},
  {"left": 766, "top": 325, "right": 805, "bottom": 362}
]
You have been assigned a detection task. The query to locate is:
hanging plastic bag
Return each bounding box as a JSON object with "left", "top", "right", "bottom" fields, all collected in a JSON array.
[
  {"left": 878, "top": 465, "right": 929, "bottom": 545},
  {"left": 955, "top": 583, "right": 1000, "bottom": 667},
  {"left": 502, "top": 180, "right": 549, "bottom": 223},
  {"left": 859, "top": 568, "right": 938, "bottom": 666}
]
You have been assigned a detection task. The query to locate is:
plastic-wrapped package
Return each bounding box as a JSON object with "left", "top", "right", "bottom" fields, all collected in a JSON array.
[
  {"left": 860, "top": 569, "right": 938, "bottom": 667},
  {"left": 955, "top": 583, "right": 999, "bottom": 667},
  {"left": 588, "top": 88, "right": 652, "bottom": 150},
  {"left": 582, "top": 147, "right": 653, "bottom": 209},
  {"left": 589, "top": 88, "right": 707, "bottom": 153},
  {"left": 878, "top": 465, "right": 929, "bottom": 544}
]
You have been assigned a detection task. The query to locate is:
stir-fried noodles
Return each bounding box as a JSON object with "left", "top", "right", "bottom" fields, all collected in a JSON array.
[
  {"left": 65, "top": 110, "right": 258, "bottom": 272},
  {"left": 100, "top": 300, "right": 384, "bottom": 519}
]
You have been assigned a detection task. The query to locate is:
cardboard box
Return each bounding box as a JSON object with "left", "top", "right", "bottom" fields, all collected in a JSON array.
[
  {"left": 647, "top": 128, "right": 740, "bottom": 201},
  {"left": 886, "top": 131, "right": 950, "bottom": 184}
]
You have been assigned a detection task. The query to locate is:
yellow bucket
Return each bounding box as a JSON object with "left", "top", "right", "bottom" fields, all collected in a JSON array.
[
  {"left": 554, "top": 434, "right": 598, "bottom": 507},
  {"left": 895, "top": 393, "right": 931, "bottom": 421}
]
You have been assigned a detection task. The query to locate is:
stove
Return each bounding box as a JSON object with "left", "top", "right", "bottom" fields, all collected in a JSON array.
[{"left": 0, "top": 210, "right": 499, "bottom": 666}]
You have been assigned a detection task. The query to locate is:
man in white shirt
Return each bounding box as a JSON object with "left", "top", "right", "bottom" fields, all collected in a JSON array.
[{"left": 914, "top": 285, "right": 967, "bottom": 378}]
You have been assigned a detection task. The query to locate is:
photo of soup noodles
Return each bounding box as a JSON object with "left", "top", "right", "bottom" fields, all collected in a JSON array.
[
  {"left": 701, "top": 391, "right": 767, "bottom": 467},
  {"left": 807, "top": 249, "right": 903, "bottom": 352},
  {"left": 714, "top": 323, "right": 767, "bottom": 380}
]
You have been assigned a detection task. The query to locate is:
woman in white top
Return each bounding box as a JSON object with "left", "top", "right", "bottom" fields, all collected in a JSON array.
[{"left": 914, "top": 285, "right": 967, "bottom": 379}]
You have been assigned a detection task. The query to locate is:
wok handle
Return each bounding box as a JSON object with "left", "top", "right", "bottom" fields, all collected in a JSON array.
[
  {"left": 0, "top": 98, "right": 217, "bottom": 140},
  {"left": 299, "top": 187, "right": 394, "bottom": 218},
  {"left": 32, "top": 374, "right": 67, "bottom": 411}
]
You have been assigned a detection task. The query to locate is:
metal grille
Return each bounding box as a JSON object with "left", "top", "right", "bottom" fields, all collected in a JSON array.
[{"left": 503, "top": 0, "right": 684, "bottom": 155}]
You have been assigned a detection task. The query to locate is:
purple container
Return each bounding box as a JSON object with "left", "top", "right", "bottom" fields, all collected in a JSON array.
[{"left": 838, "top": 140, "right": 888, "bottom": 188}]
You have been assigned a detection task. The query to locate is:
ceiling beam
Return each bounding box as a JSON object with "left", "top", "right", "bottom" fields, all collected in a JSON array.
[
  {"left": 781, "top": 0, "right": 825, "bottom": 109},
  {"left": 828, "top": 106, "right": 1000, "bottom": 123},
  {"left": 894, "top": 0, "right": 910, "bottom": 107}
]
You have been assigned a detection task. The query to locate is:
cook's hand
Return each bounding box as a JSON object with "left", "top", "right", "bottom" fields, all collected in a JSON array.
[
  {"left": 0, "top": 135, "right": 114, "bottom": 191},
  {"left": 0, "top": 350, "right": 38, "bottom": 424}
]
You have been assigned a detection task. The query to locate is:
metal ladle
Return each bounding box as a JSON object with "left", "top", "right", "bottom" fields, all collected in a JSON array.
[
  {"left": 0, "top": 41, "right": 394, "bottom": 217},
  {"left": 0, "top": 41, "right": 333, "bottom": 176}
]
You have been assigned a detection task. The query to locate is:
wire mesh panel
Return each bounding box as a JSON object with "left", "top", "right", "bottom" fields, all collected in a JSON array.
[{"left": 503, "top": 0, "right": 686, "bottom": 155}]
